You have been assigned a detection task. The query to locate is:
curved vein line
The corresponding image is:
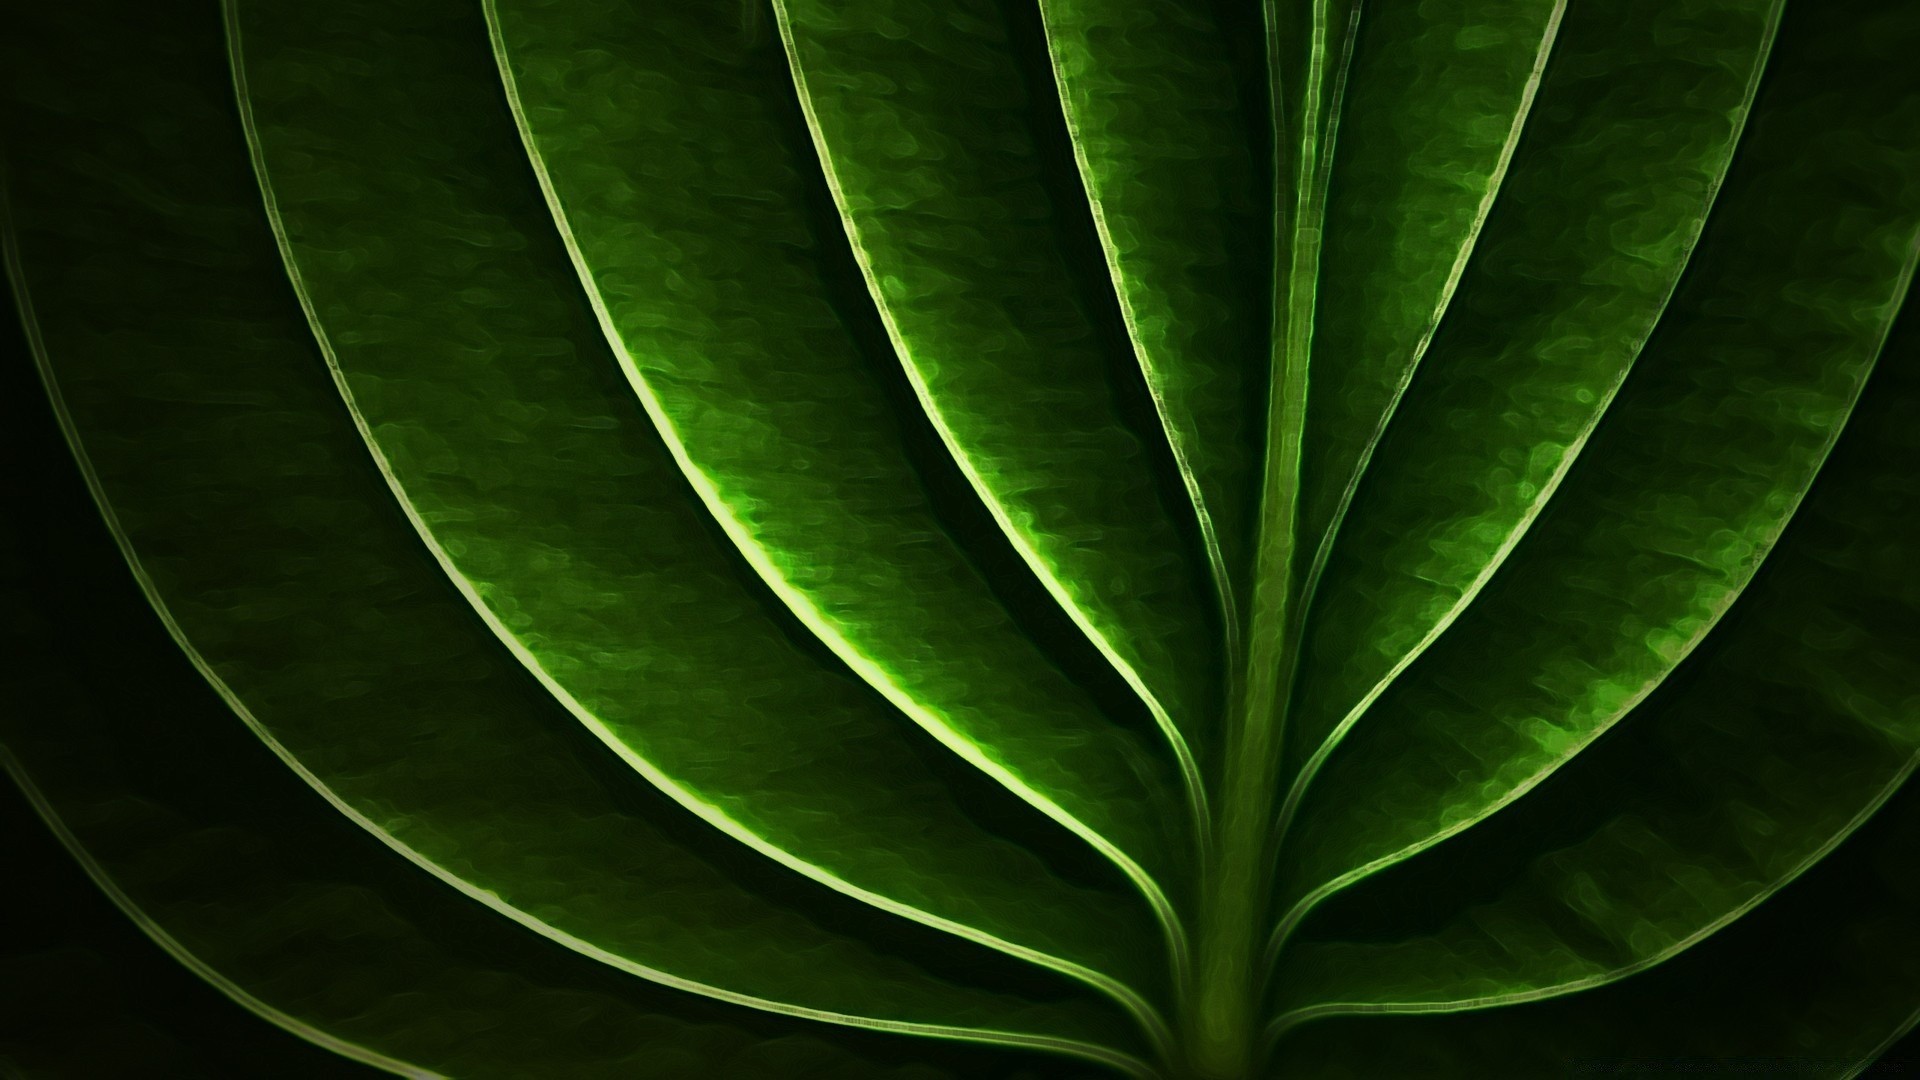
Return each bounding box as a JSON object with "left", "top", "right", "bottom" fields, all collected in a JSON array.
[
  {"left": 1241, "top": 0, "right": 1334, "bottom": 807},
  {"left": 1263, "top": 0, "right": 1363, "bottom": 715},
  {"left": 4, "top": 185, "right": 1155, "bottom": 1080},
  {"left": 226, "top": 7, "right": 1167, "bottom": 1051},
  {"left": 1267, "top": 0, "right": 1782, "bottom": 864},
  {"left": 1266, "top": 746, "right": 1920, "bottom": 1042},
  {"left": 1846, "top": 1006, "right": 1920, "bottom": 1080},
  {"left": 1232, "top": 0, "right": 1353, "bottom": 884},
  {"left": 1262, "top": 221, "right": 1920, "bottom": 965},
  {"left": 1035, "top": 0, "right": 1239, "bottom": 816},
  {"left": 1313, "top": 3, "right": 1364, "bottom": 202},
  {"left": 1284, "top": 0, "right": 1362, "bottom": 610},
  {"left": 0, "top": 750, "right": 433, "bottom": 1079},
  {"left": 762, "top": 0, "right": 1193, "bottom": 965},
  {"left": 1288, "top": 0, "right": 1564, "bottom": 670}
]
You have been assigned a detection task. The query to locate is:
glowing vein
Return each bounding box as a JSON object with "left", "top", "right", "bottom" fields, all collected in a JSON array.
[
  {"left": 220, "top": 2, "right": 1170, "bottom": 1051},
  {"left": 1265, "top": 220, "right": 1918, "bottom": 964},
  {"left": 1285, "top": 0, "right": 1565, "bottom": 692},
  {"left": 0, "top": 749, "right": 433, "bottom": 1078},
  {"left": 1267, "top": 0, "right": 1781, "bottom": 872},
  {"left": 1036, "top": 0, "right": 1239, "bottom": 831},
  {"left": 764, "top": 0, "right": 1192, "bottom": 971},
  {"left": 7, "top": 206, "right": 1146, "bottom": 1073},
  {"left": 1267, "top": 745, "right": 1920, "bottom": 1041}
]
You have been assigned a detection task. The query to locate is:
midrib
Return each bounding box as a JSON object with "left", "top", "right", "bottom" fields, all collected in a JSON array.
[{"left": 1184, "top": 1, "right": 1338, "bottom": 1076}]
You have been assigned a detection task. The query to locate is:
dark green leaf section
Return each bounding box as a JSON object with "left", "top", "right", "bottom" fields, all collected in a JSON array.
[
  {"left": 1284, "top": 0, "right": 1780, "bottom": 775},
  {"left": 1036, "top": 0, "right": 1272, "bottom": 616},
  {"left": 1274, "top": 270, "right": 1920, "bottom": 1016},
  {"left": 769, "top": 0, "right": 1221, "bottom": 783},
  {"left": 2, "top": 1, "right": 1141, "bottom": 1065},
  {"left": 485, "top": 0, "right": 1189, "bottom": 919},
  {"left": 0, "top": 376, "right": 383, "bottom": 1076},
  {"left": 1275, "top": 0, "right": 1919, "bottom": 924},
  {"left": 1297, "top": 0, "right": 1562, "bottom": 584},
  {"left": 1271, "top": 754, "right": 1920, "bottom": 1077},
  {"left": 0, "top": 379, "right": 1111, "bottom": 1080},
  {"left": 0, "top": 761, "right": 978, "bottom": 1080},
  {"left": 232, "top": 0, "right": 1170, "bottom": 1028}
]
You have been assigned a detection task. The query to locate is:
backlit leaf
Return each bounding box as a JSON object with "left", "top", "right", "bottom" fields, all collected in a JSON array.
[{"left": 6, "top": 0, "right": 1917, "bottom": 1076}]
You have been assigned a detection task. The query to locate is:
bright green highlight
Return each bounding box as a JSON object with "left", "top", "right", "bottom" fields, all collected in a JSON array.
[{"left": 6, "top": 0, "right": 1920, "bottom": 1077}]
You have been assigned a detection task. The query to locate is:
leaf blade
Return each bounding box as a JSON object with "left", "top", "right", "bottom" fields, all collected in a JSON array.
[
  {"left": 1273, "top": 0, "right": 1920, "bottom": 924},
  {"left": 0, "top": 2, "right": 1143, "bottom": 1056},
  {"left": 768, "top": 0, "right": 1223, "bottom": 810},
  {"left": 1282, "top": 0, "right": 1785, "bottom": 796}
]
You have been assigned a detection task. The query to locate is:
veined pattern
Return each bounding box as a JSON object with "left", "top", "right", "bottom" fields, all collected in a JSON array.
[{"left": 4, "top": 1, "right": 1919, "bottom": 1076}]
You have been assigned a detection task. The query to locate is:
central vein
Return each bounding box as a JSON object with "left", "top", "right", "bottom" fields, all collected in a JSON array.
[{"left": 1186, "top": 1, "right": 1337, "bottom": 1076}]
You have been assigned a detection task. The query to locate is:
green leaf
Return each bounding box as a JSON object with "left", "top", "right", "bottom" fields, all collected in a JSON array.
[
  {"left": 1273, "top": 0, "right": 1918, "bottom": 935},
  {"left": 228, "top": 0, "right": 1169, "bottom": 1042},
  {"left": 4, "top": 2, "right": 1139, "bottom": 1069},
  {"left": 7, "top": 0, "right": 1920, "bottom": 1076},
  {"left": 1282, "top": 0, "right": 1784, "bottom": 796},
  {"left": 0, "top": 429, "right": 1106, "bottom": 1079},
  {"left": 768, "top": 0, "right": 1223, "bottom": 802},
  {"left": 1275, "top": 760, "right": 1920, "bottom": 1077},
  {"left": 1035, "top": 0, "right": 1272, "bottom": 619},
  {"left": 1273, "top": 253, "right": 1920, "bottom": 1019}
]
